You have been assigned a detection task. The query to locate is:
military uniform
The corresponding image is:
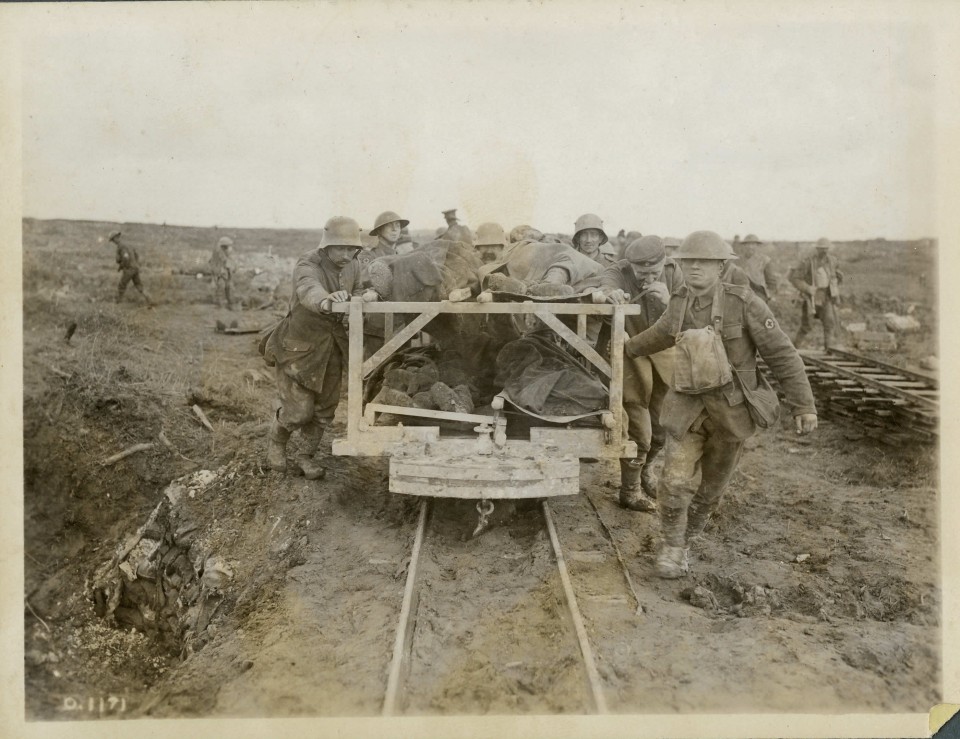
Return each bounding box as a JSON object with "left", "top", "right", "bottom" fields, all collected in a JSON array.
[
  {"left": 789, "top": 250, "right": 843, "bottom": 349},
  {"left": 261, "top": 248, "right": 364, "bottom": 429},
  {"left": 356, "top": 237, "right": 397, "bottom": 357},
  {"left": 113, "top": 237, "right": 149, "bottom": 302},
  {"left": 625, "top": 281, "right": 815, "bottom": 554},
  {"left": 210, "top": 243, "right": 238, "bottom": 308},
  {"left": 579, "top": 244, "right": 618, "bottom": 268},
  {"left": 738, "top": 252, "right": 778, "bottom": 302},
  {"left": 599, "top": 258, "right": 681, "bottom": 472}
]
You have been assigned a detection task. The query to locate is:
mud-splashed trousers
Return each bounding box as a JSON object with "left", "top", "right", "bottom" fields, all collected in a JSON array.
[
  {"left": 274, "top": 364, "right": 342, "bottom": 431},
  {"left": 657, "top": 412, "right": 744, "bottom": 547}
]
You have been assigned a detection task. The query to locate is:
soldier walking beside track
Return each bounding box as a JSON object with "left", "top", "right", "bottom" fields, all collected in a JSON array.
[
  {"left": 597, "top": 235, "right": 680, "bottom": 513},
  {"left": 734, "top": 233, "right": 778, "bottom": 302},
  {"left": 107, "top": 230, "right": 151, "bottom": 304},
  {"left": 259, "top": 217, "right": 368, "bottom": 479},
  {"left": 789, "top": 237, "right": 844, "bottom": 349},
  {"left": 210, "top": 236, "right": 237, "bottom": 309},
  {"left": 624, "top": 231, "right": 818, "bottom": 579}
]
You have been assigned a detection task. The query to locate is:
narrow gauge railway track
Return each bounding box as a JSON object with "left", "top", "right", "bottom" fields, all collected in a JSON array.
[
  {"left": 797, "top": 348, "right": 938, "bottom": 444},
  {"left": 382, "top": 498, "right": 632, "bottom": 716}
]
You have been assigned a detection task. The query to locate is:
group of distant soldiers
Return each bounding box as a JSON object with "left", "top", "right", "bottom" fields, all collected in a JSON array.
[{"left": 105, "top": 212, "right": 842, "bottom": 579}]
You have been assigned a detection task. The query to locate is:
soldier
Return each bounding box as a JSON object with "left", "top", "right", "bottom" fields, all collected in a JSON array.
[
  {"left": 735, "top": 234, "right": 778, "bottom": 302},
  {"left": 442, "top": 208, "right": 459, "bottom": 228},
  {"left": 613, "top": 229, "right": 628, "bottom": 259},
  {"left": 397, "top": 225, "right": 417, "bottom": 255},
  {"left": 358, "top": 211, "right": 409, "bottom": 357},
  {"left": 440, "top": 224, "right": 474, "bottom": 247},
  {"left": 572, "top": 213, "right": 618, "bottom": 267},
  {"left": 363, "top": 211, "right": 409, "bottom": 264},
  {"left": 259, "top": 217, "right": 367, "bottom": 479},
  {"left": 597, "top": 235, "right": 681, "bottom": 512},
  {"left": 624, "top": 231, "right": 817, "bottom": 578},
  {"left": 108, "top": 230, "right": 151, "bottom": 304},
  {"left": 474, "top": 222, "right": 508, "bottom": 264},
  {"left": 210, "top": 236, "right": 238, "bottom": 309},
  {"left": 789, "top": 237, "right": 844, "bottom": 349}
]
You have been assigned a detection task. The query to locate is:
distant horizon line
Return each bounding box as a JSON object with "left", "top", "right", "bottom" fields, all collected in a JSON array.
[{"left": 20, "top": 215, "right": 936, "bottom": 245}]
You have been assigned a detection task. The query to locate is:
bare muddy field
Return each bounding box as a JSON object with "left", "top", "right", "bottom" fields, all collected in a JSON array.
[{"left": 22, "top": 218, "right": 939, "bottom": 720}]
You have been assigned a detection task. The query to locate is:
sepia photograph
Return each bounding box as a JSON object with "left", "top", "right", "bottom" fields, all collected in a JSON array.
[{"left": 3, "top": 1, "right": 959, "bottom": 737}]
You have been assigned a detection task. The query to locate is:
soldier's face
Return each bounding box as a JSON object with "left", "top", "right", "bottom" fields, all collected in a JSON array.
[
  {"left": 325, "top": 245, "right": 359, "bottom": 267},
  {"left": 380, "top": 221, "right": 402, "bottom": 244},
  {"left": 681, "top": 258, "right": 724, "bottom": 291},
  {"left": 577, "top": 229, "right": 602, "bottom": 254},
  {"left": 477, "top": 244, "right": 503, "bottom": 264},
  {"left": 629, "top": 260, "right": 664, "bottom": 286}
]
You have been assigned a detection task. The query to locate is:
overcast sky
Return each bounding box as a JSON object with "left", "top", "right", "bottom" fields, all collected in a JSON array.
[{"left": 15, "top": 2, "right": 946, "bottom": 240}]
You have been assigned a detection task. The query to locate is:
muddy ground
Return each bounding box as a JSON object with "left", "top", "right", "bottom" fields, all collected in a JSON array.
[{"left": 21, "top": 219, "right": 939, "bottom": 720}]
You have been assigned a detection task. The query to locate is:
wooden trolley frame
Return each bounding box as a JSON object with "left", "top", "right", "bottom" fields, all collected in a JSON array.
[{"left": 330, "top": 297, "right": 642, "bottom": 501}]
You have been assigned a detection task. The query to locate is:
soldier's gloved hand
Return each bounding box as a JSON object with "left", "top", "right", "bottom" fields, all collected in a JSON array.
[{"left": 794, "top": 413, "right": 818, "bottom": 434}]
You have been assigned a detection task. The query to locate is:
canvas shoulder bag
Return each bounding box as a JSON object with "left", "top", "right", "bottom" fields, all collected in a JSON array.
[{"left": 670, "top": 288, "right": 733, "bottom": 394}]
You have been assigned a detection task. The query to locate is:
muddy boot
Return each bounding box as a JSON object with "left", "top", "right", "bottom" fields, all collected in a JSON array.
[
  {"left": 685, "top": 500, "right": 717, "bottom": 542},
  {"left": 266, "top": 413, "right": 292, "bottom": 472},
  {"left": 295, "top": 421, "right": 326, "bottom": 480},
  {"left": 619, "top": 458, "right": 657, "bottom": 512},
  {"left": 655, "top": 545, "right": 690, "bottom": 579}
]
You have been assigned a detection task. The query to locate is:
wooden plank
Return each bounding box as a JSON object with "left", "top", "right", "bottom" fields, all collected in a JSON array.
[
  {"left": 536, "top": 311, "right": 612, "bottom": 378},
  {"left": 332, "top": 301, "right": 644, "bottom": 316},
  {"left": 365, "top": 403, "right": 492, "bottom": 425},
  {"left": 347, "top": 299, "right": 365, "bottom": 441},
  {"left": 382, "top": 500, "right": 429, "bottom": 717},
  {"left": 395, "top": 459, "right": 577, "bottom": 482},
  {"left": 609, "top": 306, "right": 626, "bottom": 445},
  {"left": 577, "top": 314, "right": 587, "bottom": 339},
  {"left": 361, "top": 306, "right": 441, "bottom": 378},
  {"left": 827, "top": 347, "right": 938, "bottom": 386},
  {"left": 384, "top": 312, "right": 394, "bottom": 341},
  {"left": 391, "top": 476, "right": 579, "bottom": 499},
  {"left": 542, "top": 502, "right": 608, "bottom": 715}
]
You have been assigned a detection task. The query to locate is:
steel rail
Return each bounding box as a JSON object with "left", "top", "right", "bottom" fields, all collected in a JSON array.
[
  {"left": 382, "top": 499, "right": 430, "bottom": 716},
  {"left": 541, "top": 501, "right": 610, "bottom": 714},
  {"left": 382, "top": 498, "right": 614, "bottom": 716}
]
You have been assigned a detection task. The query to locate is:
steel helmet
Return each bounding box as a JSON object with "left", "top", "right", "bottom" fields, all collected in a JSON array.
[
  {"left": 624, "top": 235, "right": 665, "bottom": 265},
  {"left": 218, "top": 236, "right": 234, "bottom": 248},
  {"left": 319, "top": 216, "right": 363, "bottom": 249},
  {"left": 816, "top": 237, "right": 833, "bottom": 250},
  {"left": 573, "top": 213, "right": 608, "bottom": 246},
  {"left": 108, "top": 230, "right": 122, "bottom": 242},
  {"left": 742, "top": 233, "right": 762, "bottom": 245},
  {"left": 675, "top": 231, "right": 738, "bottom": 261},
  {"left": 474, "top": 222, "right": 507, "bottom": 247},
  {"left": 370, "top": 210, "right": 410, "bottom": 236}
]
